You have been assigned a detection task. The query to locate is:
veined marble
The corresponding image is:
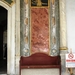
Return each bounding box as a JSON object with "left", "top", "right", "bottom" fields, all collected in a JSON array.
[{"left": 31, "top": 8, "right": 49, "bottom": 54}]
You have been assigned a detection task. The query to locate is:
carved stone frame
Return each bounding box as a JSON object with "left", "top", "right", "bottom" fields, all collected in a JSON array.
[{"left": 0, "top": 1, "right": 16, "bottom": 74}]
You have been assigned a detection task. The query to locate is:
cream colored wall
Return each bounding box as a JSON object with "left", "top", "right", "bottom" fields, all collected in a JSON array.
[
  {"left": 59, "top": 0, "right": 75, "bottom": 75},
  {"left": 66, "top": 0, "right": 75, "bottom": 53}
]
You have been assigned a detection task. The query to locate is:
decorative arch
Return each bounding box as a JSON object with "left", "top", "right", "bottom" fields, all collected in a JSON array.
[
  {"left": 0, "top": 1, "right": 16, "bottom": 75},
  {"left": 0, "top": 1, "right": 10, "bottom": 9},
  {"left": 0, "top": 0, "right": 14, "bottom": 7}
]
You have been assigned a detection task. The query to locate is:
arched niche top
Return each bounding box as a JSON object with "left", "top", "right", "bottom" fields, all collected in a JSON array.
[
  {"left": 0, "top": 0, "right": 15, "bottom": 7},
  {"left": 0, "top": 1, "right": 10, "bottom": 10}
]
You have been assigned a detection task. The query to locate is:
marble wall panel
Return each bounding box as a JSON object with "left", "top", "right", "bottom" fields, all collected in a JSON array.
[{"left": 31, "top": 8, "right": 50, "bottom": 54}]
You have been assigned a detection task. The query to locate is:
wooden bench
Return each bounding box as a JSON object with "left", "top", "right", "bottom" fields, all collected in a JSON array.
[{"left": 19, "top": 53, "right": 61, "bottom": 75}]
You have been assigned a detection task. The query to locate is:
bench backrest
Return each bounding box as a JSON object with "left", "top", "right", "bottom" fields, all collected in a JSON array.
[{"left": 20, "top": 53, "right": 61, "bottom": 65}]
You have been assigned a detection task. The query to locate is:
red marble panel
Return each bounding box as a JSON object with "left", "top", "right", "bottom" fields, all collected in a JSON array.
[{"left": 31, "top": 8, "right": 50, "bottom": 54}]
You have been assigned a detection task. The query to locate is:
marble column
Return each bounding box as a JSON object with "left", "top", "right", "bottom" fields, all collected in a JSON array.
[
  {"left": 59, "top": 0, "right": 69, "bottom": 75},
  {"left": 59, "top": 0, "right": 67, "bottom": 50},
  {"left": 15, "top": 0, "right": 20, "bottom": 74},
  {"left": 20, "top": 0, "right": 30, "bottom": 56},
  {"left": 50, "top": 0, "right": 60, "bottom": 56}
]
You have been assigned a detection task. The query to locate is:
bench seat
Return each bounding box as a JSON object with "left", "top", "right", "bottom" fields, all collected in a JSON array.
[{"left": 19, "top": 53, "right": 61, "bottom": 75}]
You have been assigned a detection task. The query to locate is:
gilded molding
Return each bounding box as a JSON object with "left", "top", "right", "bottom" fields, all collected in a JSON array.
[
  {"left": 59, "top": 0, "right": 67, "bottom": 49},
  {"left": 1, "top": 0, "right": 15, "bottom": 7},
  {"left": 59, "top": 47, "right": 68, "bottom": 50},
  {"left": 10, "top": 0, "right": 15, "bottom": 6},
  {"left": 24, "top": 0, "right": 28, "bottom": 4}
]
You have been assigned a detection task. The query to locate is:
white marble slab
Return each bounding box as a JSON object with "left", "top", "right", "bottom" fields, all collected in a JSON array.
[{"left": 21, "top": 69, "right": 59, "bottom": 75}]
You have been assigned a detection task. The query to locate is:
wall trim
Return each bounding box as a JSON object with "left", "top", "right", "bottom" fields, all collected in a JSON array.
[
  {"left": 0, "top": 1, "right": 15, "bottom": 74},
  {"left": 59, "top": 47, "right": 68, "bottom": 50}
]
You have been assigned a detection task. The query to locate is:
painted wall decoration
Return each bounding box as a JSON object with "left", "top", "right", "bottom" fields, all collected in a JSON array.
[{"left": 31, "top": 0, "right": 48, "bottom": 7}]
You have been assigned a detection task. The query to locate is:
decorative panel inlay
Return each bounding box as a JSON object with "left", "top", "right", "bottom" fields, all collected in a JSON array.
[
  {"left": 20, "top": 0, "right": 60, "bottom": 56},
  {"left": 31, "top": 8, "right": 50, "bottom": 54}
]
